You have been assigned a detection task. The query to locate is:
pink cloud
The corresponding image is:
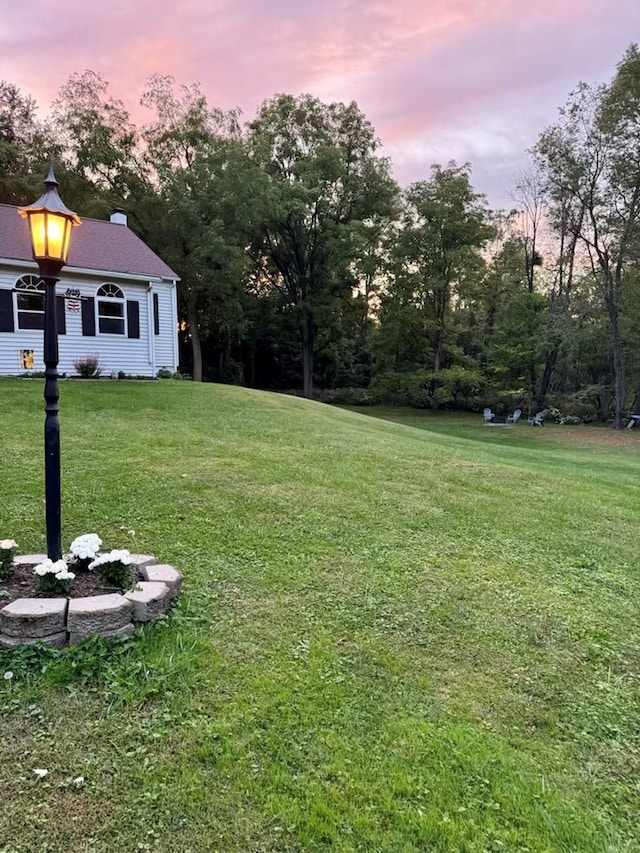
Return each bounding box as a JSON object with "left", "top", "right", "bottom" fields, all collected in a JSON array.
[{"left": 2, "top": 0, "right": 639, "bottom": 206}]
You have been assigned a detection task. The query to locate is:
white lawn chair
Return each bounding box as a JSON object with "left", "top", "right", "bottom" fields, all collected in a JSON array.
[
  {"left": 528, "top": 412, "right": 544, "bottom": 427},
  {"left": 483, "top": 407, "right": 493, "bottom": 423},
  {"left": 507, "top": 408, "right": 522, "bottom": 424}
]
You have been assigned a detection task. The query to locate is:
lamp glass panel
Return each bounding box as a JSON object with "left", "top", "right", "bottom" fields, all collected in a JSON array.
[
  {"left": 61, "top": 219, "right": 72, "bottom": 262},
  {"left": 44, "top": 212, "right": 68, "bottom": 261},
  {"left": 28, "top": 212, "right": 46, "bottom": 258}
]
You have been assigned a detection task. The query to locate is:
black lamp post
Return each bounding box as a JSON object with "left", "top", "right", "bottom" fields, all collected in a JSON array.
[{"left": 18, "top": 167, "right": 80, "bottom": 560}]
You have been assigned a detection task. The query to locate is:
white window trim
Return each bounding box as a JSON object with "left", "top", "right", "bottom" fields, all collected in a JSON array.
[
  {"left": 96, "top": 283, "right": 127, "bottom": 336},
  {"left": 15, "top": 274, "right": 45, "bottom": 331}
]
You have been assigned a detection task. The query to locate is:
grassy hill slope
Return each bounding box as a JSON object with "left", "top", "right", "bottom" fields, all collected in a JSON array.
[{"left": 1, "top": 379, "right": 639, "bottom": 852}]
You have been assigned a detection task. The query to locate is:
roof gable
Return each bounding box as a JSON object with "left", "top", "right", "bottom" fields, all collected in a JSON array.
[{"left": 0, "top": 204, "right": 178, "bottom": 280}]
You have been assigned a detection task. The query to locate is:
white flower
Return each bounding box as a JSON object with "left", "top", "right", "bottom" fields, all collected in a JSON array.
[
  {"left": 70, "top": 533, "right": 102, "bottom": 559},
  {"left": 33, "top": 768, "right": 48, "bottom": 779},
  {"left": 34, "top": 558, "right": 69, "bottom": 577},
  {"left": 3, "top": 671, "right": 13, "bottom": 680},
  {"left": 34, "top": 559, "right": 54, "bottom": 576},
  {"left": 75, "top": 547, "right": 94, "bottom": 559},
  {"left": 89, "top": 549, "right": 132, "bottom": 570},
  {"left": 0, "top": 539, "right": 17, "bottom": 550},
  {"left": 55, "top": 570, "right": 75, "bottom": 582},
  {"left": 127, "top": 530, "right": 135, "bottom": 537},
  {"left": 72, "top": 776, "right": 85, "bottom": 787}
]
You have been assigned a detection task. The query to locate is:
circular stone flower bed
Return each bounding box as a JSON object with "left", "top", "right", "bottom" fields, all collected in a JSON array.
[
  {"left": 0, "top": 554, "right": 183, "bottom": 650},
  {"left": 1, "top": 560, "right": 108, "bottom": 605}
]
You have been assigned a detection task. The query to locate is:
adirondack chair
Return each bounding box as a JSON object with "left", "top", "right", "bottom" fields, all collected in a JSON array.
[
  {"left": 483, "top": 407, "right": 493, "bottom": 423},
  {"left": 528, "top": 412, "right": 544, "bottom": 427},
  {"left": 507, "top": 408, "right": 522, "bottom": 424}
]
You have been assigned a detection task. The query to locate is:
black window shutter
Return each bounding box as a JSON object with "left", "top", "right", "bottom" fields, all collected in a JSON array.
[
  {"left": 153, "top": 293, "right": 160, "bottom": 335},
  {"left": 127, "top": 300, "right": 140, "bottom": 339},
  {"left": 81, "top": 296, "right": 96, "bottom": 336},
  {"left": 0, "top": 289, "right": 14, "bottom": 333},
  {"left": 55, "top": 296, "right": 66, "bottom": 335}
]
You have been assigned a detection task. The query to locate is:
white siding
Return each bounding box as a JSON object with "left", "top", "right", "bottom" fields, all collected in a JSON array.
[
  {"left": 0, "top": 266, "right": 178, "bottom": 377},
  {"left": 153, "top": 283, "right": 178, "bottom": 373}
]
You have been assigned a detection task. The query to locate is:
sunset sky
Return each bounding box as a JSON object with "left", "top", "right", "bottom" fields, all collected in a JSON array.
[{"left": 2, "top": 0, "right": 639, "bottom": 208}]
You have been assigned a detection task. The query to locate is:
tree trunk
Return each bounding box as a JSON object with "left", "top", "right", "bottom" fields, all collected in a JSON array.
[
  {"left": 431, "top": 332, "right": 443, "bottom": 410},
  {"left": 300, "top": 314, "right": 316, "bottom": 398},
  {"left": 605, "top": 283, "right": 626, "bottom": 429},
  {"left": 187, "top": 303, "right": 203, "bottom": 382},
  {"left": 536, "top": 351, "right": 557, "bottom": 412},
  {"left": 433, "top": 326, "right": 443, "bottom": 374},
  {"left": 597, "top": 384, "right": 613, "bottom": 422}
]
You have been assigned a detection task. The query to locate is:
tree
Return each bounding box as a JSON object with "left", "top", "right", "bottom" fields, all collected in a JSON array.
[
  {"left": 536, "top": 45, "right": 640, "bottom": 427},
  {"left": 0, "top": 81, "right": 47, "bottom": 204},
  {"left": 141, "top": 75, "right": 247, "bottom": 382},
  {"left": 51, "top": 70, "right": 145, "bottom": 209},
  {"left": 247, "top": 94, "right": 397, "bottom": 397},
  {"left": 511, "top": 167, "right": 545, "bottom": 294},
  {"left": 381, "top": 163, "right": 494, "bottom": 395}
]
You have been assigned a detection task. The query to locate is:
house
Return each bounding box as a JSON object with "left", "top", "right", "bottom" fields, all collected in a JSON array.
[{"left": 0, "top": 205, "right": 179, "bottom": 377}]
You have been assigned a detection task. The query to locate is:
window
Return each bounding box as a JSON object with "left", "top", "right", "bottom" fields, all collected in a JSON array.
[
  {"left": 97, "top": 283, "right": 125, "bottom": 335},
  {"left": 16, "top": 275, "right": 44, "bottom": 330}
]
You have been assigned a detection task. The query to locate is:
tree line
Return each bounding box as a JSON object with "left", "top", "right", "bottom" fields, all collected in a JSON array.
[{"left": 2, "top": 44, "right": 640, "bottom": 426}]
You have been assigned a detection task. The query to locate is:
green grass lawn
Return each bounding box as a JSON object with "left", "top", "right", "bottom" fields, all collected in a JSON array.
[{"left": 1, "top": 379, "right": 639, "bottom": 852}]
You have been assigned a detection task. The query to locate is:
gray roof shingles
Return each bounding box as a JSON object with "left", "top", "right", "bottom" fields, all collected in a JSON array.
[{"left": 0, "top": 204, "right": 178, "bottom": 280}]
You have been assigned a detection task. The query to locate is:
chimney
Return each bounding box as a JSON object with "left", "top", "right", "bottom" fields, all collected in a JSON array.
[{"left": 110, "top": 208, "right": 127, "bottom": 226}]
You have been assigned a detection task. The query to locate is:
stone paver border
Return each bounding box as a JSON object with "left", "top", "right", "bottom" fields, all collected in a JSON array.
[{"left": 0, "top": 554, "right": 183, "bottom": 649}]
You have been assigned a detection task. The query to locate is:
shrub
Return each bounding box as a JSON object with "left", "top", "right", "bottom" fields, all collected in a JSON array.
[
  {"left": 550, "top": 388, "right": 609, "bottom": 421},
  {"left": 157, "top": 368, "right": 186, "bottom": 380},
  {"left": 33, "top": 558, "right": 75, "bottom": 595},
  {"left": 88, "top": 549, "right": 135, "bottom": 590},
  {"left": 542, "top": 407, "right": 562, "bottom": 424},
  {"left": 407, "top": 388, "right": 433, "bottom": 409},
  {"left": 0, "top": 539, "right": 18, "bottom": 579},
  {"left": 559, "top": 415, "right": 584, "bottom": 425},
  {"left": 69, "top": 533, "right": 102, "bottom": 571},
  {"left": 73, "top": 354, "right": 102, "bottom": 378},
  {"left": 370, "top": 370, "right": 430, "bottom": 407},
  {"left": 316, "top": 387, "right": 376, "bottom": 406}
]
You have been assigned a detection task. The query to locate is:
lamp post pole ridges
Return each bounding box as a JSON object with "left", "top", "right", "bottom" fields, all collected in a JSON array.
[{"left": 42, "top": 269, "right": 62, "bottom": 560}]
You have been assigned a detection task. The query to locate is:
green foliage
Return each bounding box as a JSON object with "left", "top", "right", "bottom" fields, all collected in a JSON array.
[
  {"left": 0, "top": 628, "right": 173, "bottom": 709},
  {"left": 534, "top": 45, "right": 640, "bottom": 427},
  {"left": 370, "top": 365, "right": 485, "bottom": 409},
  {"left": 51, "top": 70, "right": 143, "bottom": 201},
  {"left": 0, "top": 81, "right": 53, "bottom": 206},
  {"left": 35, "top": 576, "right": 71, "bottom": 596},
  {"left": 90, "top": 554, "right": 135, "bottom": 591},
  {"left": 5, "top": 46, "right": 640, "bottom": 410},
  {"left": 247, "top": 94, "right": 398, "bottom": 396},
  {"left": 370, "top": 369, "right": 432, "bottom": 406},
  {"left": 314, "top": 386, "right": 376, "bottom": 405},
  {"left": 139, "top": 77, "right": 249, "bottom": 382},
  {"left": 372, "top": 163, "right": 496, "bottom": 408},
  {"left": 488, "top": 291, "right": 547, "bottom": 392},
  {"left": 0, "top": 542, "right": 17, "bottom": 580}
]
